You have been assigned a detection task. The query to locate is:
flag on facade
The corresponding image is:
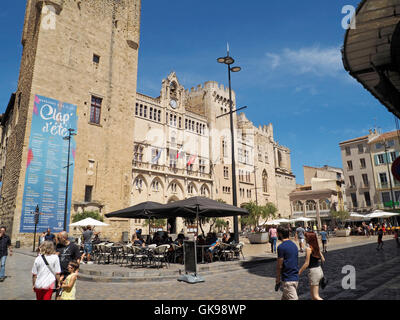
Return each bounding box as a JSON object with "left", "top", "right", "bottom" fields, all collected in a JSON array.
[
  {"left": 187, "top": 154, "right": 197, "bottom": 166},
  {"left": 176, "top": 146, "right": 184, "bottom": 159},
  {"left": 152, "top": 149, "right": 162, "bottom": 163}
]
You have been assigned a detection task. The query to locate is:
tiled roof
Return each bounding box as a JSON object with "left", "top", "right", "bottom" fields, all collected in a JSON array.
[{"left": 339, "top": 135, "right": 369, "bottom": 145}]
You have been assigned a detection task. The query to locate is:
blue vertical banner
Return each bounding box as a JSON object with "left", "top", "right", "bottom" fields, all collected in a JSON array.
[{"left": 20, "top": 95, "right": 78, "bottom": 233}]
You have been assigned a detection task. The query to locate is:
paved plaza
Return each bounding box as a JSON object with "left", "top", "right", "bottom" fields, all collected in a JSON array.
[{"left": 1, "top": 235, "right": 399, "bottom": 300}]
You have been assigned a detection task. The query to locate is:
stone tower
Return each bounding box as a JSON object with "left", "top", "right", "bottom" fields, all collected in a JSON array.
[{"left": 0, "top": 0, "right": 141, "bottom": 244}]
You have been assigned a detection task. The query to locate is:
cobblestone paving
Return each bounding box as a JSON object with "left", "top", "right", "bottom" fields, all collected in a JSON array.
[{"left": 1, "top": 238, "right": 399, "bottom": 300}]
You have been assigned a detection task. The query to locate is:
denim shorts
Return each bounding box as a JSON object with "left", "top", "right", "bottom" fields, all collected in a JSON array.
[{"left": 84, "top": 243, "right": 93, "bottom": 254}]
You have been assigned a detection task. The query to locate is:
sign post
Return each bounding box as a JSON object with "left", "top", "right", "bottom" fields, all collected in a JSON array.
[
  {"left": 32, "top": 205, "right": 40, "bottom": 252},
  {"left": 177, "top": 240, "right": 205, "bottom": 284}
]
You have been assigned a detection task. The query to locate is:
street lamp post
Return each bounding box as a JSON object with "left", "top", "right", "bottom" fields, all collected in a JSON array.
[
  {"left": 63, "top": 128, "right": 76, "bottom": 231},
  {"left": 32, "top": 204, "right": 40, "bottom": 252},
  {"left": 217, "top": 48, "right": 246, "bottom": 243}
]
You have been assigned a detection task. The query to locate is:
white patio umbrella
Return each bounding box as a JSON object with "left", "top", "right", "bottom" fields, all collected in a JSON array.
[
  {"left": 366, "top": 210, "right": 399, "bottom": 219},
  {"left": 69, "top": 217, "right": 109, "bottom": 227},
  {"left": 348, "top": 212, "right": 371, "bottom": 221},
  {"left": 292, "top": 217, "right": 315, "bottom": 222},
  {"left": 265, "top": 218, "right": 291, "bottom": 225}
]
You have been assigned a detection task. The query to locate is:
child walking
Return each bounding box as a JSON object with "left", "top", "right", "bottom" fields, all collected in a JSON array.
[{"left": 60, "top": 261, "right": 79, "bottom": 300}]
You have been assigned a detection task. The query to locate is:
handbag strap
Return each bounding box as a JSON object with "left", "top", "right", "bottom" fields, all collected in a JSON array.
[{"left": 41, "top": 254, "right": 56, "bottom": 278}]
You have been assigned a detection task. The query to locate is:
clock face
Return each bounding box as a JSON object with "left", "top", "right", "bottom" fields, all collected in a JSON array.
[{"left": 170, "top": 99, "right": 177, "bottom": 109}]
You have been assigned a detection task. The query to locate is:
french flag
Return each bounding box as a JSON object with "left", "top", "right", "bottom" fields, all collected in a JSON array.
[
  {"left": 176, "top": 146, "right": 183, "bottom": 159},
  {"left": 187, "top": 154, "right": 197, "bottom": 166}
]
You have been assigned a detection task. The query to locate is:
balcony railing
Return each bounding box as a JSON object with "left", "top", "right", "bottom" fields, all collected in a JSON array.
[{"left": 133, "top": 160, "right": 212, "bottom": 179}]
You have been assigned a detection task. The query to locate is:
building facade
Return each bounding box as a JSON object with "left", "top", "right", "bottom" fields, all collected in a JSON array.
[
  {"left": 128, "top": 73, "right": 296, "bottom": 235},
  {"left": 368, "top": 130, "right": 400, "bottom": 209},
  {"left": 339, "top": 130, "right": 380, "bottom": 212},
  {"left": 290, "top": 165, "right": 345, "bottom": 228}
]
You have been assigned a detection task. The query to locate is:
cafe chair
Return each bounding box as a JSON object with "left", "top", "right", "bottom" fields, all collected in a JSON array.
[{"left": 152, "top": 244, "right": 170, "bottom": 269}]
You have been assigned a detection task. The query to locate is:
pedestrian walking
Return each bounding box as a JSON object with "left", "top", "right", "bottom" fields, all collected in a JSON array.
[
  {"left": 81, "top": 226, "right": 98, "bottom": 264},
  {"left": 276, "top": 226, "right": 299, "bottom": 300},
  {"left": 295, "top": 225, "right": 306, "bottom": 253},
  {"left": 60, "top": 261, "right": 79, "bottom": 300},
  {"left": 319, "top": 226, "right": 328, "bottom": 253},
  {"left": 32, "top": 241, "right": 61, "bottom": 300},
  {"left": 44, "top": 228, "right": 56, "bottom": 244},
  {"left": 376, "top": 225, "right": 384, "bottom": 251},
  {"left": 0, "top": 226, "right": 12, "bottom": 282},
  {"left": 55, "top": 231, "right": 81, "bottom": 298},
  {"left": 268, "top": 225, "right": 278, "bottom": 254},
  {"left": 299, "top": 232, "right": 325, "bottom": 300}
]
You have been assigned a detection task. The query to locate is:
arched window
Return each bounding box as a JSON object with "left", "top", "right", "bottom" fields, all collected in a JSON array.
[
  {"left": 319, "top": 199, "right": 331, "bottom": 211},
  {"left": 278, "top": 150, "right": 283, "bottom": 167},
  {"left": 262, "top": 170, "right": 268, "bottom": 193},
  {"left": 170, "top": 82, "right": 177, "bottom": 99},
  {"left": 293, "top": 201, "right": 303, "bottom": 212},
  {"left": 306, "top": 200, "right": 316, "bottom": 211}
]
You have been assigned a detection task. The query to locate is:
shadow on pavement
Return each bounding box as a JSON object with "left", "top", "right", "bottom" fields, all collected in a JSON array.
[{"left": 239, "top": 239, "right": 399, "bottom": 298}]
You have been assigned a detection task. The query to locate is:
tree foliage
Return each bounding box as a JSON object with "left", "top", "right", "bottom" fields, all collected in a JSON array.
[
  {"left": 72, "top": 211, "right": 103, "bottom": 223},
  {"left": 331, "top": 210, "right": 350, "bottom": 223},
  {"left": 241, "top": 201, "right": 278, "bottom": 229}
]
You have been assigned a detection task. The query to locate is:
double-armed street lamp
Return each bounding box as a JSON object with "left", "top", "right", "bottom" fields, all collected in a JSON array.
[
  {"left": 63, "top": 128, "right": 76, "bottom": 231},
  {"left": 216, "top": 48, "right": 247, "bottom": 243}
]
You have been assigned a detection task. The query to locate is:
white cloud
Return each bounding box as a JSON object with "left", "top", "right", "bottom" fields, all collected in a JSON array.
[{"left": 265, "top": 45, "right": 343, "bottom": 77}]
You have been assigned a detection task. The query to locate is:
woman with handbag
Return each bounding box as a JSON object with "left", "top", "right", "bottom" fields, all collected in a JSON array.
[
  {"left": 32, "top": 241, "right": 61, "bottom": 300},
  {"left": 298, "top": 232, "right": 325, "bottom": 300}
]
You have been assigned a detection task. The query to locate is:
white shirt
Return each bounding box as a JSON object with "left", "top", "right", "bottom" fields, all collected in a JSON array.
[{"left": 32, "top": 254, "right": 61, "bottom": 289}]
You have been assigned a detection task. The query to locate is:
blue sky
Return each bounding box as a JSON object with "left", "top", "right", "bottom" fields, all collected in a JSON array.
[{"left": 0, "top": 1, "right": 397, "bottom": 184}]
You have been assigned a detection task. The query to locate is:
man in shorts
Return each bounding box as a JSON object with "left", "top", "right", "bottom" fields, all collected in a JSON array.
[
  {"left": 82, "top": 226, "right": 98, "bottom": 264},
  {"left": 295, "top": 225, "right": 306, "bottom": 253},
  {"left": 320, "top": 226, "right": 328, "bottom": 253},
  {"left": 276, "top": 226, "right": 299, "bottom": 300}
]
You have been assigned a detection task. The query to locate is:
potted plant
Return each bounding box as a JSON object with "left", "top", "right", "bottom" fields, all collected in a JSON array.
[{"left": 242, "top": 202, "right": 278, "bottom": 244}]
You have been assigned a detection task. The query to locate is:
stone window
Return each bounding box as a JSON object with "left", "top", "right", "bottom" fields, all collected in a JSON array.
[
  {"left": 135, "top": 178, "right": 143, "bottom": 190},
  {"left": 360, "top": 158, "right": 366, "bottom": 169},
  {"left": 293, "top": 201, "right": 303, "bottom": 212},
  {"left": 349, "top": 175, "right": 356, "bottom": 187},
  {"left": 347, "top": 160, "right": 353, "bottom": 171},
  {"left": 151, "top": 180, "right": 159, "bottom": 191},
  {"left": 199, "top": 159, "right": 205, "bottom": 173},
  {"left": 262, "top": 170, "right": 268, "bottom": 193},
  {"left": 149, "top": 107, "right": 153, "bottom": 120},
  {"left": 84, "top": 185, "right": 93, "bottom": 202},
  {"left": 93, "top": 54, "right": 100, "bottom": 64},
  {"left": 305, "top": 200, "right": 316, "bottom": 211},
  {"left": 90, "top": 96, "right": 102, "bottom": 125},
  {"left": 224, "top": 166, "right": 229, "bottom": 179},
  {"left": 222, "top": 139, "right": 227, "bottom": 158},
  {"left": 134, "top": 145, "right": 144, "bottom": 162},
  {"left": 158, "top": 110, "right": 161, "bottom": 122}
]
